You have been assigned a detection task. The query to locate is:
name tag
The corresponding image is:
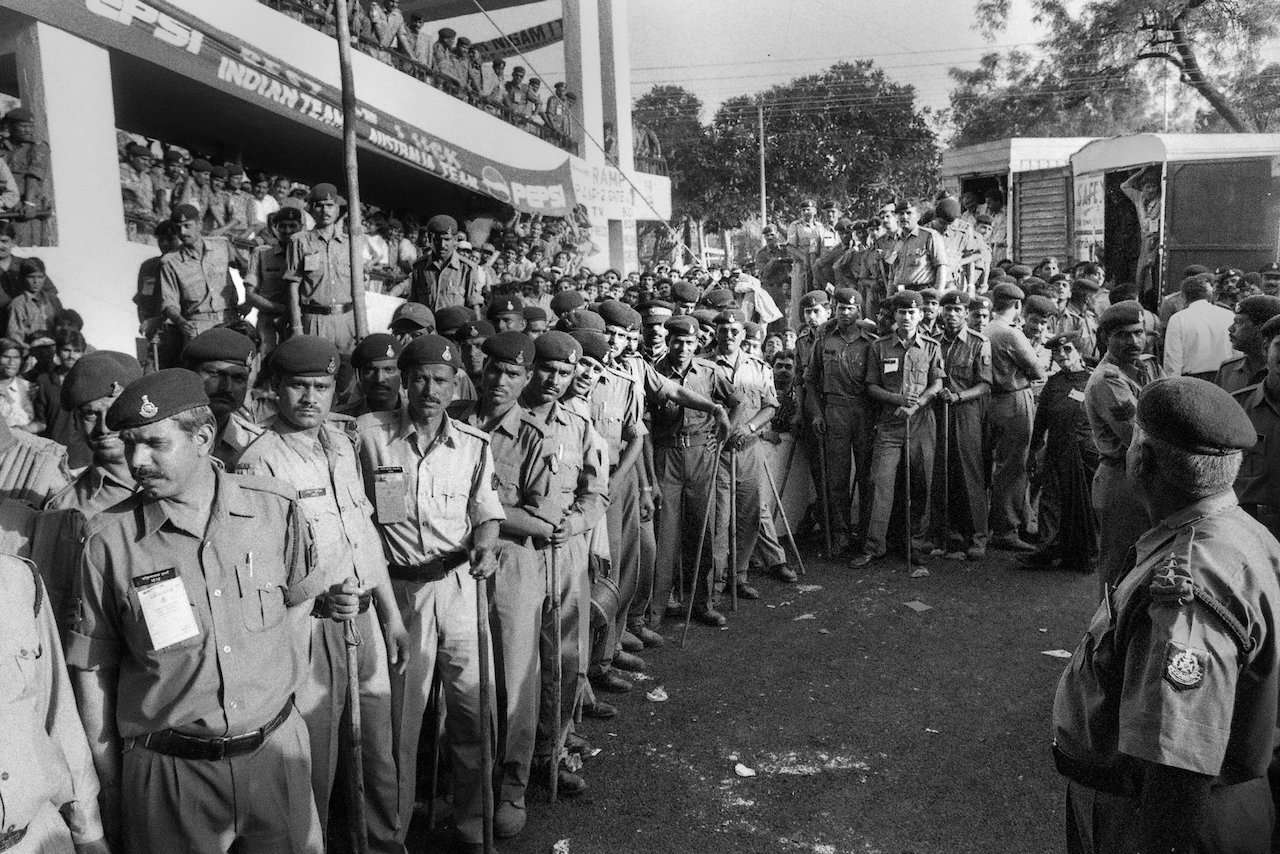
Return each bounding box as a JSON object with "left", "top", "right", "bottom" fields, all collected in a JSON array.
[
  {"left": 883, "top": 358, "right": 900, "bottom": 375},
  {"left": 374, "top": 466, "right": 407, "bottom": 524},
  {"left": 1068, "top": 388, "right": 1086, "bottom": 403},
  {"left": 133, "top": 568, "right": 200, "bottom": 651},
  {"left": 297, "top": 487, "right": 328, "bottom": 499}
]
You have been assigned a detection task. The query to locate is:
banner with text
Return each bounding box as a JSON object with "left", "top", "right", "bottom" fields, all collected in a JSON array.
[
  {"left": 569, "top": 161, "right": 672, "bottom": 227},
  {"left": 472, "top": 18, "right": 564, "bottom": 63},
  {"left": 1073, "top": 172, "right": 1105, "bottom": 264}
]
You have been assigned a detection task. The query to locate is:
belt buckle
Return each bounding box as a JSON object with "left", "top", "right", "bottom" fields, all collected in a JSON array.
[{"left": 208, "top": 735, "right": 230, "bottom": 761}]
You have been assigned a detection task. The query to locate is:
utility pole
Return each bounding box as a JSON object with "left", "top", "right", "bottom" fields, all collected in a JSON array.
[
  {"left": 333, "top": 0, "right": 368, "bottom": 340},
  {"left": 758, "top": 100, "right": 767, "bottom": 229}
]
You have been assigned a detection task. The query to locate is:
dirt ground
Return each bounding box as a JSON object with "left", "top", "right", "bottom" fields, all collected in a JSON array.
[{"left": 409, "top": 542, "right": 1099, "bottom": 854}]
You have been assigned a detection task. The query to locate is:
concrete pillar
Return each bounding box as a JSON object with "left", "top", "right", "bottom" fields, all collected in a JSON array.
[
  {"left": 598, "top": 0, "right": 632, "bottom": 171},
  {"left": 607, "top": 219, "right": 625, "bottom": 271},
  {"left": 563, "top": 0, "right": 604, "bottom": 165}
]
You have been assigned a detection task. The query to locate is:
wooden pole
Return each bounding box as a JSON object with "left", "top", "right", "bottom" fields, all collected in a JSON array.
[
  {"left": 332, "top": 0, "right": 369, "bottom": 339},
  {"left": 758, "top": 101, "right": 767, "bottom": 229}
]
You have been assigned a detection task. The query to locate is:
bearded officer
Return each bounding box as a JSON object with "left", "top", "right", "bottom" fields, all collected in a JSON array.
[
  {"left": 1053, "top": 376, "right": 1280, "bottom": 854},
  {"left": 67, "top": 368, "right": 327, "bottom": 853}
]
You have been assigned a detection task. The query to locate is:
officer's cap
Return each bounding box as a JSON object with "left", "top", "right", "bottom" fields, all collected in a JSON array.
[
  {"left": 670, "top": 281, "right": 701, "bottom": 303},
  {"left": 1007, "top": 264, "right": 1032, "bottom": 279},
  {"left": 534, "top": 331, "right": 581, "bottom": 365},
  {"left": 970, "top": 295, "right": 992, "bottom": 311},
  {"left": 352, "top": 333, "right": 403, "bottom": 369},
  {"left": 61, "top": 351, "right": 143, "bottom": 412},
  {"left": 308, "top": 183, "right": 343, "bottom": 204},
  {"left": 640, "top": 300, "right": 674, "bottom": 325},
  {"left": 597, "top": 300, "right": 640, "bottom": 330},
  {"left": 832, "top": 288, "right": 861, "bottom": 307},
  {"left": 170, "top": 204, "right": 201, "bottom": 224},
  {"left": 571, "top": 330, "right": 610, "bottom": 362},
  {"left": 269, "top": 334, "right": 339, "bottom": 378},
  {"left": 889, "top": 290, "right": 922, "bottom": 309},
  {"left": 482, "top": 331, "right": 535, "bottom": 366},
  {"left": 454, "top": 319, "right": 495, "bottom": 342},
  {"left": 550, "top": 290, "right": 585, "bottom": 315},
  {"left": 426, "top": 215, "right": 458, "bottom": 236},
  {"left": 1136, "top": 376, "right": 1256, "bottom": 456},
  {"left": 700, "top": 289, "right": 737, "bottom": 311},
  {"left": 917, "top": 288, "right": 940, "bottom": 303},
  {"left": 939, "top": 291, "right": 971, "bottom": 308},
  {"left": 486, "top": 296, "right": 524, "bottom": 319},
  {"left": 1072, "top": 276, "right": 1102, "bottom": 293},
  {"left": 182, "top": 328, "right": 255, "bottom": 368},
  {"left": 664, "top": 315, "right": 699, "bottom": 337},
  {"left": 1097, "top": 300, "right": 1147, "bottom": 340},
  {"left": 189, "top": 158, "right": 213, "bottom": 174},
  {"left": 398, "top": 334, "right": 460, "bottom": 370},
  {"left": 991, "top": 283, "right": 1025, "bottom": 301},
  {"left": 434, "top": 305, "right": 475, "bottom": 337},
  {"left": 744, "top": 321, "right": 764, "bottom": 340},
  {"left": 273, "top": 206, "right": 304, "bottom": 226},
  {"left": 799, "top": 290, "right": 830, "bottom": 309},
  {"left": 391, "top": 301, "right": 435, "bottom": 331},
  {"left": 1023, "top": 294, "right": 1058, "bottom": 318},
  {"left": 107, "top": 369, "right": 209, "bottom": 431},
  {"left": 556, "top": 309, "right": 606, "bottom": 333},
  {"left": 523, "top": 306, "right": 548, "bottom": 323},
  {"left": 1238, "top": 295, "right": 1280, "bottom": 329},
  {"left": 714, "top": 309, "right": 746, "bottom": 326}
]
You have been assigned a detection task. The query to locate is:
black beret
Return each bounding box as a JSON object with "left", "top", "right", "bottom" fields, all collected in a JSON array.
[
  {"left": 1045, "top": 332, "right": 1083, "bottom": 351},
  {"left": 1258, "top": 314, "right": 1280, "bottom": 341},
  {"left": 309, "top": 183, "right": 342, "bottom": 203},
  {"left": 189, "top": 158, "right": 212, "bottom": 173},
  {"left": 691, "top": 309, "right": 719, "bottom": 327},
  {"left": 534, "top": 330, "right": 581, "bottom": 364},
  {"left": 273, "top": 206, "right": 304, "bottom": 225},
  {"left": 700, "top": 290, "right": 736, "bottom": 311},
  {"left": 664, "top": 315, "right": 699, "bottom": 337},
  {"left": 1260, "top": 262, "right": 1280, "bottom": 275},
  {"left": 1238, "top": 295, "right": 1280, "bottom": 328},
  {"left": 714, "top": 309, "right": 747, "bottom": 326},
  {"left": 917, "top": 288, "right": 940, "bottom": 302},
  {"left": 210, "top": 165, "right": 228, "bottom": 180},
  {"left": 1023, "top": 295, "right": 1058, "bottom": 317},
  {"left": 1072, "top": 276, "right": 1103, "bottom": 293},
  {"left": 61, "top": 351, "right": 144, "bottom": 412},
  {"left": 523, "top": 306, "right": 548, "bottom": 323},
  {"left": 597, "top": 300, "right": 641, "bottom": 330},
  {"left": 482, "top": 331, "right": 535, "bottom": 366},
  {"left": 550, "top": 290, "right": 586, "bottom": 314},
  {"left": 832, "top": 288, "right": 861, "bottom": 306},
  {"left": 571, "top": 330, "right": 611, "bottom": 362},
  {"left": 391, "top": 302, "right": 435, "bottom": 330},
  {"left": 426, "top": 214, "right": 458, "bottom": 235},
  {"left": 182, "top": 328, "right": 255, "bottom": 367},
  {"left": 799, "top": 290, "right": 830, "bottom": 309},
  {"left": 970, "top": 295, "right": 992, "bottom": 311},
  {"left": 125, "top": 143, "right": 151, "bottom": 158},
  {"left": 170, "top": 203, "right": 201, "bottom": 224},
  {"left": 991, "top": 283, "right": 1025, "bottom": 301},
  {"left": 556, "top": 309, "right": 605, "bottom": 333},
  {"left": 351, "top": 333, "right": 402, "bottom": 368},
  {"left": 1008, "top": 264, "right": 1033, "bottom": 278},
  {"left": 269, "top": 334, "right": 339, "bottom": 377},
  {"left": 487, "top": 295, "right": 524, "bottom": 318},
  {"left": 744, "top": 321, "right": 763, "bottom": 340},
  {"left": 454, "top": 320, "right": 495, "bottom": 342},
  {"left": 1098, "top": 300, "right": 1146, "bottom": 339},
  {"left": 671, "top": 281, "right": 701, "bottom": 303},
  {"left": 1137, "top": 376, "right": 1256, "bottom": 455},
  {"left": 938, "top": 290, "right": 971, "bottom": 308},
  {"left": 106, "top": 369, "right": 209, "bottom": 431},
  {"left": 890, "top": 290, "right": 923, "bottom": 309},
  {"left": 398, "top": 334, "right": 460, "bottom": 370},
  {"left": 1183, "top": 264, "right": 1212, "bottom": 277},
  {"left": 434, "top": 305, "right": 475, "bottom": 336}
]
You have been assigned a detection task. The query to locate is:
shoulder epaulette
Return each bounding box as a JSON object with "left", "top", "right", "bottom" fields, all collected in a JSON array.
[
  {"left": 1232, "top": 382, "right": 1262, "bottom": 400},
  {"left": 0, "top": 553, "right": 42, "bottom": 618},
  {"left": 970, "top": 329, "right": 990, "bottom": 341},
  {"left": 450, "top": 417, "right": 492, "bottom": 444},
  {"left": 518, "top": 408, "right": 549, "bottom": 437},
  {"left": 230, "top": 473, "right": 299, "bottom": 501}
]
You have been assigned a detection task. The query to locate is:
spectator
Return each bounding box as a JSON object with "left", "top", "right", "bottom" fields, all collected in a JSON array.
[
  {"left": 34, "top": 328, "right": 88, "bottom": 466},
  {"left": 0, "top": 336, "right": 39, "bottom": 433},
  {"left": 6, "top": 257, "right": 62, "bottom": 343},
  {"left": 1, "top": 107, "right": 51, "bottom": 245},
  {"left": 1164, "top": 275, "right": 1235, "bottom": 379}
]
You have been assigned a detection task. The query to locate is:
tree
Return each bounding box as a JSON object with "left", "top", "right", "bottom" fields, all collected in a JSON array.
[
  {"left": 1197, "top": 63, "right": 1280, "bottom": 132},
  {"left": 973, "top": 0, "right": 1280, "bottom": 133}
]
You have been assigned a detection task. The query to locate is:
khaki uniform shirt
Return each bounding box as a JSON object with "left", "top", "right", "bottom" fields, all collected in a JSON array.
[
  {"left": 244, "top": 241, "right": 290, "bottom": 306},
  {"left": 451, "top": 402, "right": 552, "bottom": 526},
  {"left": 1232, "top": 382, "right": 1280, "bottom": 509},
  {"left": 1083, "top": 355, "right": 1163, "bottom": 464},
  {"left": 1060, "top": 303, "right": 1100, "bottom": 363},
  {"left": 590, "top": 366, "right": 646, "bottom": 468},
  {"left": 520, "top": 402, "right": 608, "bottom": 535},
  {"left": 866, "top": 332, "right": 945, "bottom": 424},
  {"left": 986, "top": 318, "right": 1043, "bottom": 393},
  {"left": 285, "top": 226, "right": 363, "bottom": 307},
  {"left": 409, "top": 252, "right": 483, "bottom": 312},
  {"left": 651, "top": 356, "right": 739, "bottom": 443},
  {"left": 806, "top": 324, "right": 876, "bottom": 403},
  {"left": 44, "top": 466, "right": 136, "bottom": 520},
  {"left": 159, "top": 237, "right": 239, "bottom": 319},
  {"left": 1216, "top": 355, "right": 1266, "bottom": 396},
  {"left": 889, "top": 227, "right": 948, "bottom": 288},
  {"left": 66, "top": 467, "right": 325, "bottom": 738},
  {"left": 940, "top": 327, "right": 993, "bottom": 395}
]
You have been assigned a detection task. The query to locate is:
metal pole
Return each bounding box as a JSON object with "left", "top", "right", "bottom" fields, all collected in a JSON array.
[
  {"left": 904, "top": 414, "right": 912, "bottom": 567},
  {"left": 763, "top": 461, "right": 806, "bottom": 577},
  {"left": 548, "top": 545, "right": 562, "bottom": 803},
  {"left": 757, "top": 101, "right": 767, "bottom": 229},
  {"left": 681, "top": 451, "right": 722, "bottom": 649},
  {"left": 425, "top": 673, "right": 441, "bottom": 829},
  {"left": 941, "top": 399, "right": 950, "bottom": 555},
  {"left": 332, "top": 0, "right": 369, "bottom": 339},
  {"left": 475, "top": 576, "right": 495, "bottom": 854},
  {"left": 728, "top": 449, "right": 738, "bottom": 612},
  {"left": 816, "top": 438, "right": 833, "bottom": 556},
  {"left": 343, "top": 618, "right": 370, "bottom": 854}
]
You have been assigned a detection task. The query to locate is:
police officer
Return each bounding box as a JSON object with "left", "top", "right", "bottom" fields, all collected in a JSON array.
[
  {"left": 355, "top": 335, "right": 504, "bottom": 852},
  {"left": 888, "top": 201, "right": 948, "bottom": 292},
  {"left": 409, "top": 215, "right": 484, "bottom": 313},
  {"left": 932, "top": 291, "right": 992, "bottom": 559},
  {"left": 1053, "top": 376, "right": 1278, "bottom": 853},
  {"left": 181, "top": 327, "right": 261, "bottom": 467},
  {"left": 243, "top": 207, "right": 303, "bottom": 356},
  {"left": 1231, "top": 314, "right": 1280, "bottom": 537},
  {"left": 785, "top": 201, "right": 838, "bottom": 322},
  {"left": 1216, "top": 295, "right": 1280, "bottom": 394},
  {"left": 159, "top": 204, "right": 241, "bottom": 344},
  {"left": 68, "top": 368, "right": 327, "bottom": 853},
  {"left": 1, "top": 107, "right": 50, "bottom": 245},
  {"left": 285, "top": 183, "right": 360, "bottom": 352},
  {"left": 339, "top": 333, "right": 404, "bottom": 417},
  {"left": 852, "top": 290, "right": 944, "bottom": 567},
  {"left": 45, "top": 351, "right": 143, "bottom": 518},
  {"left": 806, "top": 287, "right": 876, "bottom": 553},
  {"left": 1059, "top": 275, "right": 1103, "bottom": 363},
  {"left": 1083, "top": 300, "right": 1163, "bottom": 595},
  {"left": 488, "top": 294, "right": 526, "bottom": 334},
  {"left": 389, "top": 301, "right": 435, "bottom": 345},
  {"left": 233, "top": 336, "right": 406, "bottom": 853}
]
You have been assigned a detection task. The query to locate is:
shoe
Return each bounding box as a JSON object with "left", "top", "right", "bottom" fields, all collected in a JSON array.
[
  {"left": 620, "top": 630, "right": 645, "bottom": 653},
  {"left": 850, "top": 552, "right": 882, "bottom": 568},
  {"left": 771, "top": 564, "right": 798, "bottom": 583},
  {"left": 494, "top": 801, "right": 526, "bottom": 839},
  {"left": 588, "top": 668, "right": 632, "bottom": 694},
  {"left": 582, "top": 700, "right": 618, "bottom": 720},
  {"left": 664, "top": 602, "right": 684, "bottom": 619},
  {"left": 944, "top": 550, "right": 968, "bottom": 561},
  {"left": 965, "top": 544, "right": 987, "bottom": 561},
  {"left": 991, "top": 535, "right": 1036, "bottom": 552},
  {"left": 693, "top": 607, "right": 727, "bottom": 627},
  {"left": 633, "top": 625, "right": 665, "bottom": 648},
  {"left": 565, "top": 732, "right": 593, "bottom": 755},
  {"left": 735, "top": 584, "right": 761, "bottom": 600},
  {"left": 908, "top": 551, "right": 927, "bottom": 567},
  {"left": 612, "top": 651, "right": 647, "bottom": 672},
  {"left": 532, "top": 759, "right": 587, "bottom": 797}
]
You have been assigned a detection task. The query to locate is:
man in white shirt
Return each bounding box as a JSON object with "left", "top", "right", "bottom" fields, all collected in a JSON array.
[{"left": 1164, "top": 275, "right": 1237, "bottom": 379}]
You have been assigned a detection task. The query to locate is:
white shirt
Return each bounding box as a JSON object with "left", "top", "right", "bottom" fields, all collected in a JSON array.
[{"left": 1163, "top": 298, "right": 1237, "bottom": 377}]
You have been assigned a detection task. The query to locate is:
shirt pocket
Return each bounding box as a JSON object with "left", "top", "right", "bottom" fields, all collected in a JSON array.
[
  {"left": 302, "top": 251, "right": 324, "bottom": 273},
  {"left": 429, "top": 474, "right": 472, "bottom": 522},
  {"left": 0, "top": 646, "right": 36, "bottom": 704},
  {"left": 242, "top": 581, "right": 288, "bottom": 633},
  {"left": 1241, "top": 433, "right": 1267, "bottom": 480}
]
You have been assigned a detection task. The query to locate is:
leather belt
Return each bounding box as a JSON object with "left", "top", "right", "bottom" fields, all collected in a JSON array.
[
  {"left": 992, "top": 386, "right": 1030, "bottom": 395},
  {"left": 389, "top": 551, "right": 468, "bottom": 582},
  {"left": 0, "top": 826, "right": 26, "bottom": 853},
  {"left": 187, "top": 310, "right": 231, "bottom": 321},
  {"left": 301, "top": 302, "right": 354, "bottom": 315},
  {"left": 656, "top": 431, "right": 713, "bottom": 449},
  {"left": 132, "top": 698, "right": 293, "bottom": 761}
]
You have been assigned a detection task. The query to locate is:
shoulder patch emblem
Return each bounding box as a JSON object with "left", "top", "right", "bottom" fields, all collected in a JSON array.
[{"left": 1164, "top": 641, "right": 1206, "bottom": 690}]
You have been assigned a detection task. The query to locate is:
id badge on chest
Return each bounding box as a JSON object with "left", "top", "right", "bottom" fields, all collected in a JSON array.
[
  {"left": 883, "top": 358, "right": 900, "bottom": 375},
  {"left": 374, "top": 466, "right": 407, "bottom": 524},
  {"left": 133, "top": 568, "right": 200, "bottom": 651},
  {"left": 1068, "top": 388, "right": 1086, "bottom": 403}
]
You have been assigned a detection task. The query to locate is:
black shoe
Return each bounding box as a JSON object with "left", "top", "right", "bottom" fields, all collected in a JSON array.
[
  {"left": 582, "top": 700, "right": 618, "bottom": 720},
  {"left": 565, "top": 732, "right": 593, "bottom": 756},
  {"left": 532, "top": 759, "right": 587, "bottom": 797},
  {"left": 771, "top": 564, "right": 798, "bottom": 583},
  {"left": 693, "top": 607, "right": 727, "bottom": 627},
  {"left": 735, "top": 584, "right": 761, "bottom": 600},
  {"left": 632, "top": 626, "right": 665, "bottom": 648},
  {"left": 620, "top": 630, "right": 645, "bottom": 653},
  {"left": 612, "top": 651, "right": 647, "bottom": 672},
  {"left": 664, "top": 603, "right": 685, "bottom": 619},
  {"left": 588, "top": 668, "right": 632, "bottom": 694}
]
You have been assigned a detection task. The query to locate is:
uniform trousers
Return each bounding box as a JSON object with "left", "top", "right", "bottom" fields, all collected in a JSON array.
[
  {"left": 626, "top": 514, "right": 656, "bottom": 633},
  {"left": 713, "top": 440, "right": 764, "bottom": 595},
  {"left": 390, "top": 571, "right": 494, "bottom": 845},
  {"left": 754, "top": 498, "right": 788, "bottom": 570},
  {"left": 490, "top": 540, "right": 544, "bottom": 806},
  {"left": 864, "top": 409, "right": 936, "bottom": 557},
  {"left": 1091, "top": 461, "right": 1150, "bottom": 599},
  {"left": 988, "top": 388, "right": 1034, "bottom": 536},
  {"left": 652, "top": 440, "right": 718, "bottom": 619},
  {"left": 822, "top": 399, "right": 873, "bottom": 542},
  {"left": 605, "top": 467, "right": 640, "bottom": 651},
  {"left": 121, "top": 708, "right": 322, "bottom": 854},
  {"left": 301, "top": 312, "right": 357, "bottom": 354},
  {"left": 1065, "top": 778, "right": 1272, "bottom": 854},
  {"left": 182, "top": 311, "right": 238, "bottom": 345},
  {"left": 296, "top": 609, "right": 400, "bottom": 854},
  {"left": 534, "top": 536, "right": 589, "bottom": 762},
  {"left": 10, "top": 801, "right": 73, "bottom": 854},
  {"left": 931, "top": 399, "right": 988, "bottom": 548}
]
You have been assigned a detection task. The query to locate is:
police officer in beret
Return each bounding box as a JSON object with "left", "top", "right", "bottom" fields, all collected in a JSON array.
[
  {"left": 488, "top": 294, "right": 526, "bottom": 334},
  {"left": 1231, "top": 314, "right": 1280, "bottom": 538},
  {"left": 785, "top": 201, "right": 839, "bottom": 322},
  {"left": 1054, "top": 376, "right": 1280, "bottom": 853},
  {"left": 389, "top": 301, "right": 435, "bottom": 345},
  {"left": 524, "top": 305, "right": 549, "bottom": 339},
  {"left": 68, "top": 369, "right": 328, "bottom": 853},
  {"left": 455, "top": 318, "right": 495, "bottom": 400},
  {"left": 233, "top": 336, "right": 407, "bottom": 852},
  {"left": 754, "top": 225, "right": 792, "bottom": 306},
  {"left": 339, "top": 333, "right": 404, "bottom": 417},
  {"left": 284, "top": 183, "right": 360, "bottom": 353},
  {"left": 244, "top": 207, "right": 304, "bottom": 356},
  {"left": 409, "top": 215, "right": 484, "bottom": 314},
  {"left": 888, "top": 201, "right": 948, "bottom": 294},
  {"left": 181, "top": 327, "right": 261, "bottom": 468},
  {"left": 159, "top": 204, "right": 242, "bottom": 343},
  {"left": 1084, "top": 300, "right": 1164, "bottom": 596},
  {"left": 46, "top": 351, "right": 144, "bottom": 518},
  {"left": 355, "top": 335, "right": 504, "bottom": 851},
  {"left": 1059, "top": 275, "right": 1103, "bottom": 363},
  {"left": 1216, "top": 295, "right": 1280, "bottom": 394}
]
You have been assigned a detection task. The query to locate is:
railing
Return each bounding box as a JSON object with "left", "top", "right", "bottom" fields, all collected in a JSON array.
[
  {"left": 634, "top": 155, "right": 668, "bottom": 177},
  {"left": 257, "top": 0, "right": 582, "bottom": 156}
]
